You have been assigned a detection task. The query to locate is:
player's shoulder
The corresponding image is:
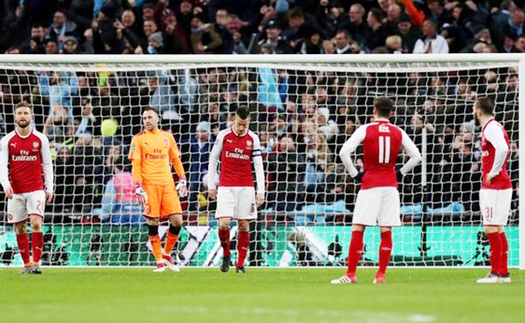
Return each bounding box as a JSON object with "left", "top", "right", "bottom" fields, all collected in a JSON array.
[
  {"left": 247, "top": 130, "right": 260, "bottom": 141},
  {"left": 0, "top": 131, "right": 16, "bottom": 144},
  {"left": 32, "top": 128, "right": 49, "bottom": 140},
  {"left": 132, "top": 130, "right": 147, "bottom": 140},
  {"left": 217, "top": 128, "right": 232, "bottom": 139}
]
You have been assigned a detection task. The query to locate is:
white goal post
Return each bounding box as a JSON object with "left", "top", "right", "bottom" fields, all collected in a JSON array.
[{"left": 0, "top": 53, "right": 522, "bottom": 270}]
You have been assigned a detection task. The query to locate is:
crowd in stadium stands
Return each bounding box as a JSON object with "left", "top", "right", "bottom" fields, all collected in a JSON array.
[{"left": 0, "top": 0, "right": 521, "bottom": 223}]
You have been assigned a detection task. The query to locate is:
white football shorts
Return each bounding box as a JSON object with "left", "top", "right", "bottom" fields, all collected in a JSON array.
[
  {"left": 480, "top": 188, "right": 512, "bottom": 226},
  {"left": 352, "top": 187, "right": 401, "bottom": 227},
  {"left": 215, "top": 186, "right": 257, "bottom": 220},
  {"left": 7, "top": 190, "right": 46, "bottom": 224}
]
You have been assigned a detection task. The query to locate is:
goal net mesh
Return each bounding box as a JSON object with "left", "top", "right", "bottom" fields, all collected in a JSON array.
[{"left": 0, "top": 59, "right": 519, "bottom": 268}]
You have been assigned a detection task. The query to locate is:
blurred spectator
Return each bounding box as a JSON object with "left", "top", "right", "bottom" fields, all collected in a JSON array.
[
  {"left": 267, "top": 135, "right": 307, "bottom": 212},
  {"left": 333, "top": 30, "right": 355, "bottom": 54},
  {"left": 385, "top": 35, "right": 403, "bottom": 53},
  {"left": 299, "top": 31, "right": 324, "bottom": 54},
  {"left": 43, "top": 104, "right": 73, "bottom": 145},
  {"left": 48, "top": 9, "right": 79, "bottom": 52},
  {"left": 413, "top": 18, "right": 449, "bottom": 53},
  {"left": 4, "top": 1, "right": 31, "bottom": 48},
  {"left": 365, "top": 8, "right": 390, "bottom": 52},
  {"left": 502, "top": 7, "right": 525, "bottom": 42},
  {"left": 20, "top": 24, "right": 46, "bottom": 54},
  {"left": 282, "top": 6, "right": 325, "bottom": 53},
  {"left": 92, "top": 5, "right": 123, "bottom": 54},
  {"left": 397, "top": 14, "right": 421, "bottom": 53},
  {"left": 160, "top": 9, "right": 190, "bottom": 54},
  {"left": 44, "top": 38, "right": 60, "bottom": 54},
  {"left": 343, "top": 3, "right": 370, "bottom": 47},
  {"left": 190, "top": 13, "right": 223, "bottom": 54},
  {"left": 183, "top": 121, "right": 214, "bottom": 211},
  {"left": 257, "top": 19, "right": 293, "bottom": 54},
  {"left": 100, "top": 162, "right": 144, "bottom": 224},
  {"left": 38, "top": 70, "right": 78, "bottom": 120},
  {"left": 53, "top": 146, "right": 75, "bottom": 213}
]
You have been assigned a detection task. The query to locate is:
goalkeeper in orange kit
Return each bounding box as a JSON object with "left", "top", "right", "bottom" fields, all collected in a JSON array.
[{"left": 128, "top": 107, "right": 188, "bottom": 272}]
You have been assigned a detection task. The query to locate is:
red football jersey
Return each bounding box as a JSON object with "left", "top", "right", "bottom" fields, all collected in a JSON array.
[
  {"left": 481, "top": 118, "right": 512, "bottom": 190},
  {"left": 360, "top": 120, "right": 403, "bottom": 189},
  {"left": 214, "top": 128, "right": 262, "bottom": 187},
  {"left": 0, "top": 129, "right": 54, "bottom": 194}
]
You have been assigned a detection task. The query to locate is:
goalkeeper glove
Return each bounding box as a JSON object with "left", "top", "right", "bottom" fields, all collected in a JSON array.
[
  {"left": 176, "top": 175, "right": 188, "bottom": 198},
  {"left": 134, "top": 183, "right": 148, "bottom": 205},
  {"left": 353, "top": 171, "right": 364, "bottom": 183},
  {"left": 396, "top": 169, "right": 404, "bottom": 182}
]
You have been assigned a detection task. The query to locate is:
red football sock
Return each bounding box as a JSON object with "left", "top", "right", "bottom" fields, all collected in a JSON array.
[
  {"left": 218, "top": 228, "right": 231, "bottom": 257},
  {"left": 32, "top": 232, "right": 43, "bottom": 264},
  {"left": 16, "top": 233, "right": 31, "bottom": 265},
  {"left": 346, "top": 230, "right": 364, "bottom": 277},
  {"left": 487, "top": 232, "right": 502, "bottom": 275},
  {"left": 378, "top": 231, "right": 392, "bottom": 275},
  {"left": 236, "top": 231, "right": 249, "bottom": 268},
  {"left": 499, "top": 232, "right": 509, "bottom": 276}
]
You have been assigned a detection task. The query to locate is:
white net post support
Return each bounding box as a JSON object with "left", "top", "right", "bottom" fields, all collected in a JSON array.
[{"left": 0, "top": 54, "right": 522, "bottom": 269}]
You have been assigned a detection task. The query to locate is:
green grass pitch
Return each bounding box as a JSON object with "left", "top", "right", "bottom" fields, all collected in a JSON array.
[{"left": 0, "top": 268, "right": 523, "bottom": 323}]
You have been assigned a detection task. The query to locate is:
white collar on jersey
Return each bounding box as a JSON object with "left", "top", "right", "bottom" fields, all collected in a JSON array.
[
  {"left": 15, "top": 127, "right": 33, "bottom": 139},
  {"left": 231, "top": 126, "right": 248, "bottom": 137}
]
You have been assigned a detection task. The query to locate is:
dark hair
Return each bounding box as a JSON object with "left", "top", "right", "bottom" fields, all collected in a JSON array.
[
  {"left": 374, "top": 96, "right": 394, "bottom": 117},
  {"left": 14, "top": 101, "right": 32, "bottom": 112},
  {"left": 235, "top": 106, "right": 251, "bottom": 120},
  {"left": 369, "top": 8, "right": 384, "bottom": 22},
  {"left": 142, "top": 107, "right": 159, "bottom": 115},
  {"left": 287, "top": 6, "right": 304, "bottom": 20},
  {"left": 476, "top": 97, "right": 494, "bottom": 116}
]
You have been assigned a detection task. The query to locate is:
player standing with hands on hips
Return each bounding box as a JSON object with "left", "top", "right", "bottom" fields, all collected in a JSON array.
[
  {"left": 0, "top": 102, "right": 54, "bottom": 274},
  {"left": 473, "top": 97, "right": 512, "bottom": 284},
  {"left": 129, "top": 107, "right": 188, "bottom": 273},
  {"left": 208, "top": 106, "right": 265, "bottom": 273},
  {"left": 332, "top": 97, "right": 421, "bottom": 284}
]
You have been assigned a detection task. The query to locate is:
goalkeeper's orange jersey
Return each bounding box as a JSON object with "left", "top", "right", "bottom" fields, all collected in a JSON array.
[{"left": 128, "top": 129, "right": 185, "bottom": 186}]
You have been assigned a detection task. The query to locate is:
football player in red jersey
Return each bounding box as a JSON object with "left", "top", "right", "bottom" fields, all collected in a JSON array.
[
  {"left": 331, "top": 97, "right": 421, "bottom": 284},
  {"left": 208, "top": 106, "right": 265, "bottom": 273},
  {"left": 473, "top": 97, "right": 512, "bottom": 284},
  {"left": 0, "top": 102, "right": 54, "bottom": 274}
]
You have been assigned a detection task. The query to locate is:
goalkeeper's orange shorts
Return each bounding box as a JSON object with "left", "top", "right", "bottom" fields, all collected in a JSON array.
[{"left": 143, "top": 183, "right": 182, "bottom": 218}]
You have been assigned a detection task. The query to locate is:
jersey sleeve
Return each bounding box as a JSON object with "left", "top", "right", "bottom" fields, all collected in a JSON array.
[
  {"left": 168, "top": 133, "right": 186, "bottom": 178},
  {"left": 40, "top": 135, "right": 54, "bottom": 193},
  {"left": 339, "top": 125, "right": 367, "bottom": 177},
  {"left": 208, "top": 131, "right": 225, "bottom": 190},
  {"left": 399, "top": 129, "right": 422, "bottom": 176},
  {"left": 0, "top": 137, "right": 9, "bottom": 191},
  {"left": 251, "top": 133, "right": 265, "bottom": 194},
  {"left": 129, "top": 136, "right": 142, "bottom": 183},
  {"left": 484, "top": 122, "right": 509, "bottom": 177}
]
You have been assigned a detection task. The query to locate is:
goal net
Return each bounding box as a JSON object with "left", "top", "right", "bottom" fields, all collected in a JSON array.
[{"left": 0, "top": 55, "right": 522, "bottom": 269}]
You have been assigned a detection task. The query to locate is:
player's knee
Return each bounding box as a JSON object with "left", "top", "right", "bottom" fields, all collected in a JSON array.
[
  {"left": 169, "top": 224, "right": 181, "bottom": 235},
  {"left": 14, "top": 223, "right": 27, "bottom": 235},
  {"left": 169, "top": 214, "right": 183, "bottom": 227},
  {"left": 148, "top": 224, "right": 159, "bottom": 236},
  {"left": 30, "top": 217, "right": 43, "bottom": 232}
]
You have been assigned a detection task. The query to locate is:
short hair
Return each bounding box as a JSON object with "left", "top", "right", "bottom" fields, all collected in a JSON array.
[
  {"left": 374, "top": 96, "right": 394, "bottom": 117},
  {"left": 369, "top": 8, "right": 385, "bottom": 22},
  {"left": 476, "top": 97, "right": 494, "bottom": 116},
  {"left": 14, "top": 101, "right": 32, "bottom": 112},
  {"left": 235, "top": 106, "right": 251, "bottom": 120},
  {"left": 142, "top": 107, "right": 159, "bottom": 115},
  {"left": 288, "top": 6, "right": 304, "bottom": 20}
]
